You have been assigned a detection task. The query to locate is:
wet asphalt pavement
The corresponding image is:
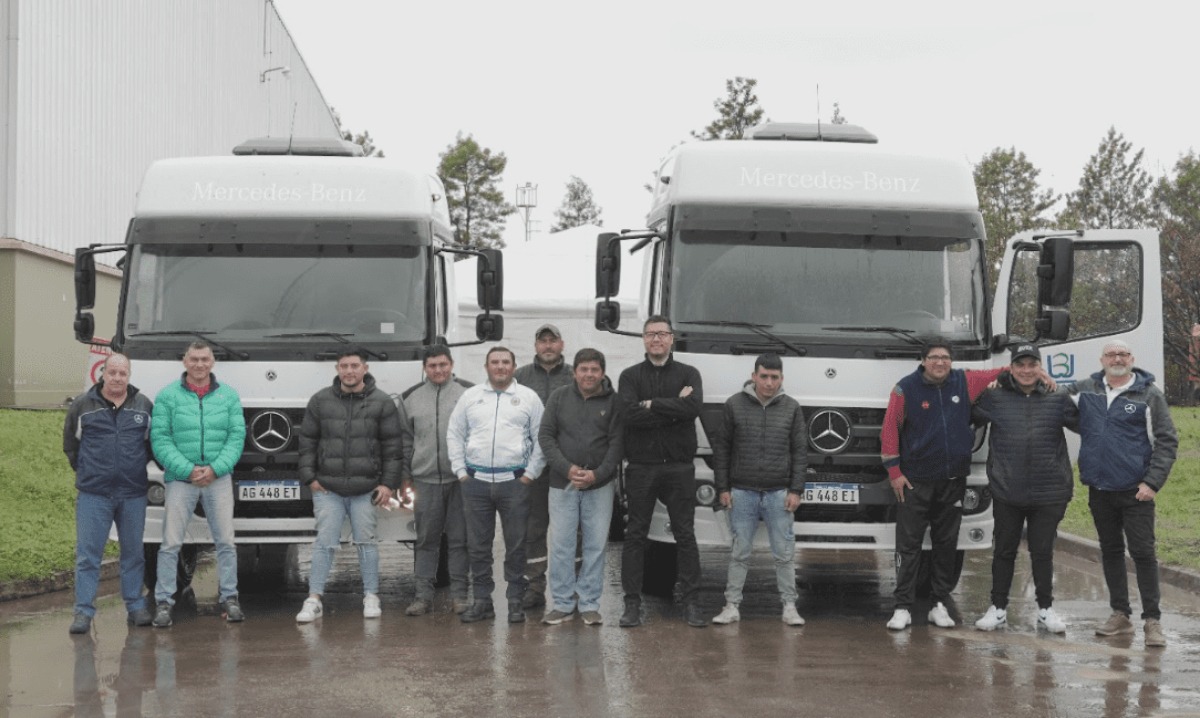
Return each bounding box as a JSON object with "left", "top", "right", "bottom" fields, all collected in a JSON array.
[{"left": 4, "top": 541, "right": 1200, "bottom": 718}]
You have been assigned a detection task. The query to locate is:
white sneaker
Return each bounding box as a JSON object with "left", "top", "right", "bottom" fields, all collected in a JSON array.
[
  {"left": 782, "top": 603, "right": 805, "bottom": 626},
  {"left": 1037, "top": 607, "right": 1066, "bottom": 634},
  {"left": 363, "top": 593, "right": 382, "bottom": 619},
  {"left": 974, "top": 605, "right": 1007, "bottom": 631},
  {"left": 928, "top": 602, "right": 956, "bottom": 628},
  {"left": 886, "top": 608, "right": 912, "bottom": 630},
  {"left": 712, "top": 603, "right": 740, "bottom": 624},
  {"left": 296, "top": 597, "right": 323, "bottom": 623}
]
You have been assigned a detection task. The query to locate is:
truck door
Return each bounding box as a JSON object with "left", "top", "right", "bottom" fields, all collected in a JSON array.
[{"left": 993, "top": 228, "right": 1164, "bottom": 384}]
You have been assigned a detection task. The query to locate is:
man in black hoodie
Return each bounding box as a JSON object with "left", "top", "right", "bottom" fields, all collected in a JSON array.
[{"left": 617, "top": 316, "right": 705, "bottom": 628}]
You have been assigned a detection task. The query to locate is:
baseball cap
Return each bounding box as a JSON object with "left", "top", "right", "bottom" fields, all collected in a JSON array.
[
  {"left": 1010, "top": 344, "right": 1041, "bottom": 362},
  {"left": 535, "top": 323, "right": 562, "bottom": 340}
]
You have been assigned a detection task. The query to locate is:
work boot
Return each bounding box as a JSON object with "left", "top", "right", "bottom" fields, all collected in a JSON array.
[
  {"left": 521, "top": 588, "right": 546, "bottom": 610},
  {"left": 1144, "top": 619, "right": 1167, "bottom": 648},
  {"left": 69, "top": 613, "right": 92, "bottom": 635},
  {"left": 1095, "top": 612, "right": 1134, "bottom": 636},
  {"left": 508, "top": 604, "right": 526, "bottom": 624},
  {"left": 619, "top": 598, "right": 642, "bottom": 628},
  {"left": 460, "top": 601, "right": 495, "bottom": 623},
  {"left": 405, "top": 598, "right": 430, "bottom": 616},
  {"left": 127, "top": 607, "right": 153, "bottom": 627},
  {"left": 685, "top": 604, "right": 708, "bottom": 628}
]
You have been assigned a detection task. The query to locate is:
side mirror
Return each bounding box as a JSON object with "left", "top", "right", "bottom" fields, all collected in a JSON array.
[
  {"left": 476, "top": 312, "right": 504, "bottom": 342},
  {"left": 75, "top": 248, "right": 97, "bottom": 311},
  {"left": 595, "top": 233, "right": 621, "bottom": 298},
  {"left": 477, "top": 249, "right": 504, "bottom": 311},
  {"left": 594, "top": 300, "right": 621, "bottom": 331},
  {"left": 1034, "top": 309, "right": 1070, "bottom": 342},
  {"left": 1036, "top": 236, "right": 1073, "bottom": 308},
  {"left": 74, "top": 312, "right": 95, "bottom": 343}
]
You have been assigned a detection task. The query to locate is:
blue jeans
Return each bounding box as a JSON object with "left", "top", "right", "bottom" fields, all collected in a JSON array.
[
  {"left": 724, "top": 488, "right": 797, "bottom": 605},
  {"left": 156, "top": 475, "right": 238, "bottom": 605},
  {"left": 461, "top": 477, "right": 530, "bottom": 604},
  {"left": 75, "top": 491, "right": 148, "bottom": 617},
  {"left": 548, "top": 483, "right": 614, "bottom": 613},
  {"left": 309, "top": 490, "right": 380, "bottom": 596},
  {"left": 413, "top": 480, "right": 469, "bottom": 601}
]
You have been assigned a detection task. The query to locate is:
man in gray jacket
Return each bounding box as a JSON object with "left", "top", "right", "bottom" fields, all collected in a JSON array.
[
  {"left": 401, "top": 345, "right": 473, "bottom": 616},
  {"left": 295, "top": 348, "right": 404, "bottom": 623},
  {"left": 538, "top": 348, "right": 623, "bottom": 626},
  {"left": 710, "top": 354, "right": 807, "bottom": 627}
]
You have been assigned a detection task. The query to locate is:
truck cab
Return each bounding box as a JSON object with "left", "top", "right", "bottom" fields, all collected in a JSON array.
[{"left": 73, "top": 137, "right": 503, "bottom": 590}]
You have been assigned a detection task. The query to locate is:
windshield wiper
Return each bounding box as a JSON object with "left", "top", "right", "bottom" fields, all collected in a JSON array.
[
  {"left": 126, "top": 330, "right": 249, "bottom": 360},
  {"left": 267, "top": 332, "right": 353, "bottom": 343},
  {"left": 681, "top": 321, "right": 807, "bottom": 356},
  {"left": 821, "top": 325, "right": 923, "bottom": 346}
]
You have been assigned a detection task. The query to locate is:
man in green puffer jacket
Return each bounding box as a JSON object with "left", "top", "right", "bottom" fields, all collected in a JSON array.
[{"left": 150, "top": 341, "right": 246, "bottom": 628}]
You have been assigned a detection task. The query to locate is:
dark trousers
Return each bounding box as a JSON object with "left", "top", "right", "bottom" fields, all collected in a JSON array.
[
  {"left": 412, "top": 480, "right": 469, "bottom": 602},
  {"left": 990, "top": 498, "right": 1067, "bottom": 609},
  {"left": 461, "top": 477, "right": 530, "bottom": 605},
  {"left": 894, "top": 478, "right": 964, "bottom": 608},
  {"left": 524, "top": 469, "right": 550, "bottom": 593},
  {"left": 1089, "top": 487, "right": 1160, "bottom": 620},
  {"left": 621, "top": 462, "right": 701, "bottom": 603}
]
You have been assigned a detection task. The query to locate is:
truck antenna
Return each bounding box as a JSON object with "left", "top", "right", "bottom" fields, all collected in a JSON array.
[
  {"left": 287, "top": 102, "right": 298, "bottom": 155},
  {"left": 815, "top": 83, "right": 823, "bottom": 140}
]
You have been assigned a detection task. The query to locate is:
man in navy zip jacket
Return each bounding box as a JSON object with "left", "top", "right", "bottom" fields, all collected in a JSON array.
[
  {"left": 63, "top": 353, "right": 154, "bottom": 635},
  {"left": 1069, "top": 340, "right": 1177, "bottom": 648}
]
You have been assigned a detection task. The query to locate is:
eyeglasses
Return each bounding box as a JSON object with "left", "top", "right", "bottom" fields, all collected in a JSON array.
[
  {"left": 925, "top": 355, "right": 952, "bottom": 362},
  {"left": 1103, "top": 351, "right": 1132, "bottom": 359},
  {"left": 643, "top": 331, "right": 673, "bottom": 340}
]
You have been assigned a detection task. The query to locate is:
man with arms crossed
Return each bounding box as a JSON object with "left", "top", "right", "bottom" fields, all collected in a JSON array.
[
  {"left": 295, "top": 348, "right": 403, "bottom": 623},
  {"left": 151, "top": 341, "right": 246, "bottom": 627},
  {"left": 618, "top": 316, "right": 706, "bottom": 628},
  {"left": 538, "top": 348, "right": 623, "bottom": 626},
  {"left": 401, "top": 345, "right": 473, "bottom": 616},
  {"left": 972, "top": 344, "right": 1079, "bottom": 633},
  {"left": 513, "top": 324, "right": 573, "bottom": 610},
  {"left": 1069, "top": 340, "right": 1177, "bottom": 647},
  {"left": 710, "top": 354, "right": 807, "bottom": 627},
  {"left": 448, "top": 346, "right": 546, "bottom": 624},
  {"left": 63, "top": 353, "right": 155, "bottom": 634}
]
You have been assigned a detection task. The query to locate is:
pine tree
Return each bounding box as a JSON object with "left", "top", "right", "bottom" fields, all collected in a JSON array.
[
  {"left": 437, "top": 133, "right": 514, "bottom": 250},
  {"left": 1060, "top": 127, "right": 1152, "bottom": 229},
  {"left": 973, "top": 147, "right": 1057, "bottom": 294},
  {"left": 692, "top": 77, "right": 767, "bottom": 140},
  {"left": 552, "top": 176, "right": 603, "bottom": 231},
  {"left": 331, "top": 108, "right": 384, "bottom": 157}
]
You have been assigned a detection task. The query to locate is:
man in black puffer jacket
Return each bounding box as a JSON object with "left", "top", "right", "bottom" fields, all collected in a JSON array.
[
  {"left": 295, "top": 348, "right": 404, "bottom": 623},
  {"left": 971, "top": 344, "right": 1078, "bottom": 634}
]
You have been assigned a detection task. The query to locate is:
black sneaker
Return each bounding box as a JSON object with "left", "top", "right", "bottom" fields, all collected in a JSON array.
[
  {"left": 69, "top": 613, "right": 92, "bottom": 635},
  {"left": 221, "top": 598, "right": 245, "bottom": 623},
  {"left": 619, "top": 598, "right": 642, "bottom": 628},
  {"left": 460, "top": 601, "right": 496, "bottom": 623},
  {"left": 508, "top": 605, "right": 526, "bottom": 624},
  {"left": 152, "top": 602, "right": 173, "bottom": 628},
  {"left": 685, "top": 604, "right": 708, "bottom": 628},
  {"left": 127, "top": 607, "right": 153, "bottom": 627}
]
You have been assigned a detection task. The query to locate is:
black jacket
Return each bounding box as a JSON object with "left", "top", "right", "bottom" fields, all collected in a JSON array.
[
  {"left": 617, "top": 355, "right": 702, "bottom": 464},
  {"left": 713, "top": 383, "right": 807, "bottom": 494},
  {"left": 973, "top": 372, "right": 1079, "bottom": 506},
  {"left": 298, "top": 374, "right": 404, "bottom": 495},
  {"left": 538, "top": 378, "right": 623, "bottom": 490}
]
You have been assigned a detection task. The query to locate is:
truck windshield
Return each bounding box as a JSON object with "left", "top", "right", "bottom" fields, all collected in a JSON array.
[
  {"left": 122, "top": 243, "right": 427, "bottom": 344},
  {"left": 669, "top": 230, "right": 984, "bottom": 342}
]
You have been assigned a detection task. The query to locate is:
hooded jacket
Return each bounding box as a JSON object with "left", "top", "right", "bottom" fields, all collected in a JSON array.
[
  {"left": 973, "top": 372, "right": 1078, "bottom": 506},
  {"left": 298, "top": 373, "right": 405, "bottom": 495},
  {"left": 151, "top": 373, "right": 245, "bottom": 482},
  {"left": 1068, "top": 368, "right": 1177, "bottom": 492},
  {"left": 713, "top": 382, "right": 808, "bottom": 494},
  {"left": 63, "top": 381, "right": 154, "bottom": 497},
  {"left": 538, "top": 377, "right": 623, "bottom": 490}
]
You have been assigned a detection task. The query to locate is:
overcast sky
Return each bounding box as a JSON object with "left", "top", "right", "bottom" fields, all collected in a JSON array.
[{"left": 273, "top": 0, "right": 1198, "bottom": 246}]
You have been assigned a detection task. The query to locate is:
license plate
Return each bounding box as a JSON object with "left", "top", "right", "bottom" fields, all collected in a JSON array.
[
  {"left": 238, "top": 480, "right": 300, "bottom": 501},
  {"left": 802, "top": 482, "right": 859, "bottom": 505}
]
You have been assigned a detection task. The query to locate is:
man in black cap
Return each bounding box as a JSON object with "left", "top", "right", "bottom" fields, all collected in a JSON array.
[{"left": 513, "top": 323, "right": 573, "bottom": 609}]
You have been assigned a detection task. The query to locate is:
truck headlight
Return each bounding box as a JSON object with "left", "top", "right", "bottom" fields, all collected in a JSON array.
[{"left": 695, "top": 481, "right": 717, "bottom": 507}]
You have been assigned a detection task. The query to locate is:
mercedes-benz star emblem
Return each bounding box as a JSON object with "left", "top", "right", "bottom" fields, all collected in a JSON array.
[
  {"left": 249, "top": 410, "right": 292, "bottom": 454},
  {"left": 809, "top": 408, "right": 853, "bottom": 455},
  {"left": 825, "top": 368, "right": 837, "bottom": 379}
]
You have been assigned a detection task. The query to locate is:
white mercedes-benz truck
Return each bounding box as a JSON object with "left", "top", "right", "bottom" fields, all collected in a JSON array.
[
  {"left": 595, "top": 123, "right": 1162, "bottom": 594},
  {"left": 73, "top": 137, "right": 504, "bottom": 593}
]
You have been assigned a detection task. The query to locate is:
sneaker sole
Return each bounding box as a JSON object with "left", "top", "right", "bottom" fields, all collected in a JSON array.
[
  {"left": 1095, "top": 628, "right": 1135, "bottom": 636},
  {"left": 975, "top": 622, "right": 1006, "bottom": 631}
]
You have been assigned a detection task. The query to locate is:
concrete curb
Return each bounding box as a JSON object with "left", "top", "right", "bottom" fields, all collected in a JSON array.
[
  {"left": 0, "top": 558, "right": 121, "bottom": 602},
  {"left": 1056, "top": 531, "right": 1200, "bottom": 595}
]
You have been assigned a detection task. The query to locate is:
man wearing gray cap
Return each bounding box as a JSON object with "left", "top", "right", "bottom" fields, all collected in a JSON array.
[
  {"left": 972, "top": 344, "right": 1078, "bottom": 634},
  {"left": 513, "top": 323, "right": 573, "bottom": 609}
]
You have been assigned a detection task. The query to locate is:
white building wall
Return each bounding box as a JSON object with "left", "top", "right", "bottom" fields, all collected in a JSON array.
[{"left": 3, "top": 0, "right": 338, "bottom": 253}]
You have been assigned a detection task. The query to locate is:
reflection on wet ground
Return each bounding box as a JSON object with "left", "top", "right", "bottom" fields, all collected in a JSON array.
[{"left": 4, "top": 544, "right": 1200, "bottom": 717}]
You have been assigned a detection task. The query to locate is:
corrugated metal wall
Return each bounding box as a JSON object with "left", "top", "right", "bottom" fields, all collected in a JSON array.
[{"left": 6, "top": 0, "right": 338, "bottom": 253}]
